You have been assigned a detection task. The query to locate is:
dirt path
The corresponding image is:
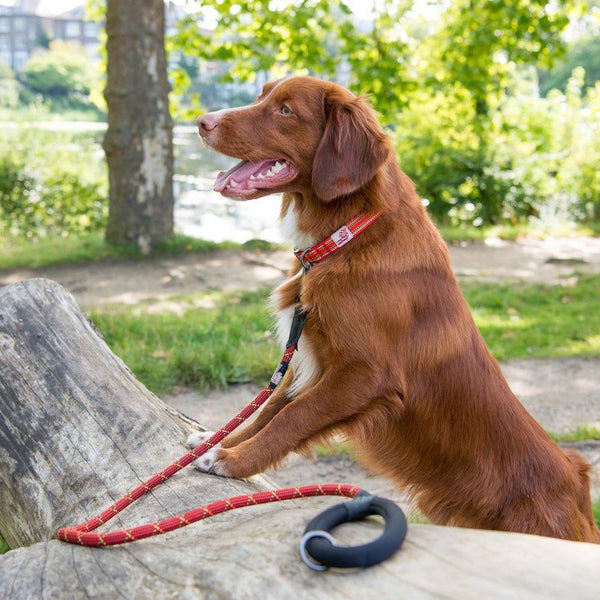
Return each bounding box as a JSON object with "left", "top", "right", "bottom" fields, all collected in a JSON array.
[
  {"left": 3, "top": 235, "right": 600, "bottom": 309},
  {"left": 2, "top": 236, "right": 599, "bottom": 504}
]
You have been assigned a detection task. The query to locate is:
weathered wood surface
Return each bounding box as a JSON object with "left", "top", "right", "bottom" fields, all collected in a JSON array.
[{"left": 0, "top": 278, "right": 599, "bottom": 600}]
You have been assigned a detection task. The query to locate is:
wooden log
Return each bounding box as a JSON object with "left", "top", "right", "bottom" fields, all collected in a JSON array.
[{"left": 0, "top": 278, "right": 599, "bottom": 600}]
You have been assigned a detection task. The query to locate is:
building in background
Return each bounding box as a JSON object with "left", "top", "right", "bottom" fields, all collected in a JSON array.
[{"left": 0, "top": 0, "right": 100, "bottom": 70}]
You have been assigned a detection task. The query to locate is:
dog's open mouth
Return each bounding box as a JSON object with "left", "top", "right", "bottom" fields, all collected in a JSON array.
[{"left": 214, "top": 158, "right": 298, "bottom": 199}]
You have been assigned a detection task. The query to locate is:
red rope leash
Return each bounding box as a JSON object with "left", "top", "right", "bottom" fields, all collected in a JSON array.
[
  {"left": 57, "top": 212, "right": 383, "bottom": 548},
  {"left": 56, "top": 342, "right": 362, "bottom": 547}
]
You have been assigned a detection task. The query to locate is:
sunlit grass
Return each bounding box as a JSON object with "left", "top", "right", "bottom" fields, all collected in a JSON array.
[
  {"left": 437, "top": 221, "right": 598, "bottom": 242},
  {"left": 462, "top": 274, "right": 600, "bottom": 360},
  {"left": 89, "top": 274, "right": 600, "bottom": 396},
  {"left": 90, "top": 289, "right": 280, "bottom": 394},
  {"left": 0, "top": 232, "right": 279, "bottom": 270},
  {"left": 315, "top": 441, "right": 354, "bottom": 458},
  {"left": 3, "top": 221, "right": 597, "bottom": 272},
  {"left": 550, "top": 426, "right": 600, "bottom": 443}
]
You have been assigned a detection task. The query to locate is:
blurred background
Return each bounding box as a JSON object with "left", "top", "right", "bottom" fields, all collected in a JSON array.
[
  {"left": 1, "top": 0, "right": 599, "bottom": 249},
  {"left": 0, "top": 1, "right": 599, "bottom": 550}
]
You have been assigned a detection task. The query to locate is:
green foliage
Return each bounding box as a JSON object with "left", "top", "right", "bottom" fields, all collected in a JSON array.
[
  {"left": 171, "top": 0, "right": 573, "bottom": 123},
  {"left": 173, "top": 1, "right": 349, "bottom": 79},
  {"left": 0, "top": 127, "right": 107, "bottom": 238},
  {"left": 395, "top": 68, "right": 600, "bottom": 226},
  {"left": 432, "top": 0, "right": 572, "bottom": 116},
  {"left": 170, "top": 0, "right": 413, "bottom": 121},
  {"left": 558, "top": 77, "right": 600, "bottom": 220},
  {"left": 395, "top": 84, "right": 535, "bottom": 225},
  {"left": 169, "top": 0, "right": 592, "bottom": 227},
  {"left": 21, "top": 41, "right": 100, "bottom": 109}
]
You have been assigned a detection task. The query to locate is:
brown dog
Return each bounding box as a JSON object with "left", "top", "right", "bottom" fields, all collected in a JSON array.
[{"left": 186, "top": 76, "right": 599, "bottom": 543}]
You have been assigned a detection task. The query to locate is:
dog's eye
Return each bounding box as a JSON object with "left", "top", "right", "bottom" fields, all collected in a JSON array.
[{"left": 279, "top": 105, "right": 293, "bottom": 116}]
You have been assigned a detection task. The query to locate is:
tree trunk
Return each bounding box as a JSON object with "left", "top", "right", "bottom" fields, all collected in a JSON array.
[
  {"left": 103, "top": 0, "right": 174, "bottom": 253},
  {"left": 0, "top": 279, "right": 599, "bottom": 600}
]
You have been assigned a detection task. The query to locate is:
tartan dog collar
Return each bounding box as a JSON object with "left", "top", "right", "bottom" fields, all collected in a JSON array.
[{"left": 294, "top": 210, "right": 383, "bottom": 270}]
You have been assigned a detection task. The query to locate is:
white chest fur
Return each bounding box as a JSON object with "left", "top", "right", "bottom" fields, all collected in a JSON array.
[
  {"left": 279, "top": 200, "right": 316, "bottom": 250},
  {"left": 271, "top": 275, "right": 319, "bottom": 398}
]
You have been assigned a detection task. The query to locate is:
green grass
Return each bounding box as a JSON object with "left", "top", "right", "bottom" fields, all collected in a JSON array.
[
  {"left": 315, "top": 441, "right": 354, "bottom": 458},
  {"left": 594, "top": 500, "right": 600, "bottom": 529},
  {"left": 0, "top": 533, "right": 8, "bottom": 554},
  {"left": 3, "top": 221, "right": 597, "bottom": 272},
  {"left": 88, "top": 273, "right": 600, "bottom": 395},
  {"left": 550, "top": 426, "right": 600, "bottom": 444},
  {"left": 463, "top": 274, "right": 600, "bottom": 360},
  {"left": 437, "top": 222, "right": 598, "bottom": 242},
  {"left": 0, "top": 232, "right": 280, "bottom": 271},
  {"left": 90, "top": 289, "right": 280, "bottom": 394}
]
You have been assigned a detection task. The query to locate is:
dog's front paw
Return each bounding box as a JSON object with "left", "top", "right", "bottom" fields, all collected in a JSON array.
[
  {"left": 185, "top": 431, "right": 231, "bottom": 476},
  {"left": 185, "top": 430, "right": 214, "bottom": 449}
]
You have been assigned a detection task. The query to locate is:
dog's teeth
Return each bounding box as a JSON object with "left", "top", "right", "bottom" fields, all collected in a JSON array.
[
  {"left": 266, "top": 169, "right": 274, "bottom": 176},
  {"left": 272, "top": 162, "right": 284, "bottom": 173},
  {"left": 250, "top": 174, "right": 257, "bottom": 180},
  {"left": 229, "top": 179, "right": 238, "bottom": 187}
]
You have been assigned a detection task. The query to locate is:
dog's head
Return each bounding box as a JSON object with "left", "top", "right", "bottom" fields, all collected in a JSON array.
[{"left": 198, "top": 76, "right": 390, "bottom": 201}]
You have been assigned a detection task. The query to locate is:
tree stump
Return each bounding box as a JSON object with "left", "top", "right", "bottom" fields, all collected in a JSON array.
[{"left": 0, "top": 278, "right": 598, "bottom": 599}]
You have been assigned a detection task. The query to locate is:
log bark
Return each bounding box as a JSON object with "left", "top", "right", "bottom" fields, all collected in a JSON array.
[{"left": 0, "top": 278, "right": 599, "bottom": 600}]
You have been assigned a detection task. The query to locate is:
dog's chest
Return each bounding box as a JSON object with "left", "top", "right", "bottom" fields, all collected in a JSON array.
[{"left": 271, "top": 274, "right": 319, "bottom": 397}]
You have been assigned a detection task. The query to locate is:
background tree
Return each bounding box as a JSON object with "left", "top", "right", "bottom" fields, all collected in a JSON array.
[{"left": 103, "top": 0, "right": 173, "bottom": 252}]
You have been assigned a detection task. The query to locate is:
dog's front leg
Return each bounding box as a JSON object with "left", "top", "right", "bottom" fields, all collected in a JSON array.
[
  {"left": 221, "top": 366, "right": 295, "bottom": 448},
  {"left": 197, "top": 365, "right": 379, "bottom": 478}
]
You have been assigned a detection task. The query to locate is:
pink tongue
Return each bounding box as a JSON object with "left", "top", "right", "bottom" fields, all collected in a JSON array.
[{"left": 214, "top": 159, "right": 274, "bottom": 192}]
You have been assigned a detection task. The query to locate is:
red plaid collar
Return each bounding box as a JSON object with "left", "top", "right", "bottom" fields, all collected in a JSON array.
[{"left": 294, "top": 210, "right": 383, "bottom": 270}]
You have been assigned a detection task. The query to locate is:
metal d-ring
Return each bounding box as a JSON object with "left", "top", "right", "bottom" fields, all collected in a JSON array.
[
  {"left": 299, "top": 248, "right": 312, "bottom": 271},
  {"left": 299, "top": 530, "right": 338, "bottom": 571}
]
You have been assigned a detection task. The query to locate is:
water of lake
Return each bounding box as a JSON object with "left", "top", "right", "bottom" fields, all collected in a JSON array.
[
  {"left": 174, "top": 125, "right": 284, "bottom": 243},
  {"left": 26, "top": 122, "right": 285, "bottom": 244}
]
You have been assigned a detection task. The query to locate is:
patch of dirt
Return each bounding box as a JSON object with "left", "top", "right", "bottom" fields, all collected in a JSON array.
[
  {"left": 2, "top": 236, "right": 599, "bottom": 504},
  {"left": 0, "top": 249, "right": 291, "bottom": 309}
]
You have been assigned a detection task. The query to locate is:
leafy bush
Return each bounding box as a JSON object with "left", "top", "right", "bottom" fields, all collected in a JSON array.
[
  {"left": 394, "top": 68, "right": 600, "bottom": 227},
  {"left": 558, "top": 78, "right": 600, "bottom": 221},
  {"left": 21, "top": 41, "right": 99, "bottom": 109},
  {"left": 394, "top": 85, "right": 535, "bottom": 226},
  {"left": 0, "top": 128, "right": 107, "bottom": 238}
]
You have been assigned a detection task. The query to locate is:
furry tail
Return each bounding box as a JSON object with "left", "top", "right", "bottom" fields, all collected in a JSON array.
[{"left": 565, "top": 449, "right": 600, "bottom": 544}]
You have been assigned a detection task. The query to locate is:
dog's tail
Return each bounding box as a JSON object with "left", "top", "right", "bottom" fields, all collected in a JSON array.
[{"left": 565, "top": 449, "right": 600, "bottom": 544}]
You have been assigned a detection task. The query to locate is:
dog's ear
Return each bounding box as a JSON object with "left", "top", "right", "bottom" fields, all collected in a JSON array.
[{"left": 311, "top": 93, "right": 389, "bottom": 202}]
